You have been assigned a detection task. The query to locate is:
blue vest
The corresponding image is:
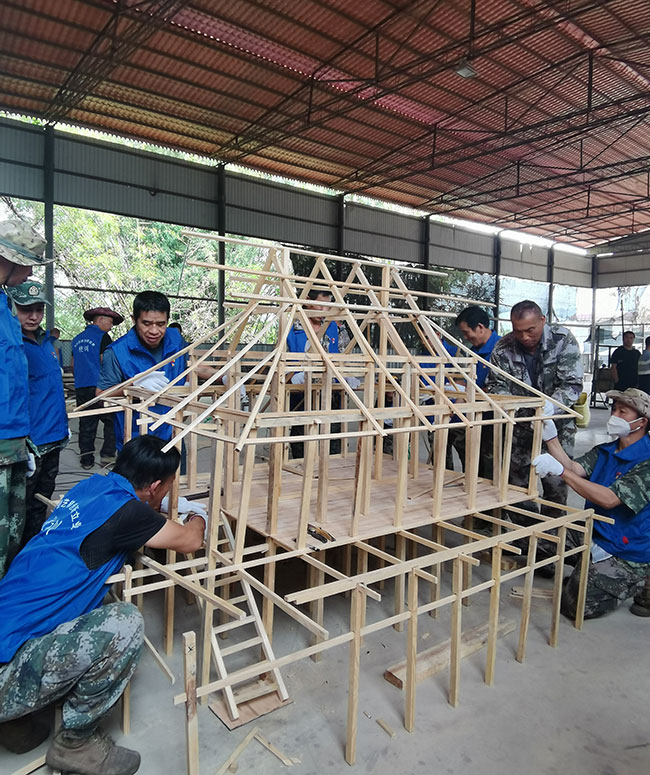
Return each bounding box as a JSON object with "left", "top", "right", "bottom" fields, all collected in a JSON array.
[
  {"left": 590, "top": 435, "right": 650, "bottom": 563},
  {"left": 0, "top": 472, "right": 135, "bottom": 662},
  {"left": 109, "top": 326, "right": 187, "bottom": 448},
  {"left": 23, "top": 330, "right": 69, "bottom": 447},
  {"left": 473, "top": 330, "right": 500, "bottom": 389},
  {"left": 286, "top": 321, "right": 339, "bottom": 354},
  {"left": 72, "top": 323, "right": 107, "bottom": 388},
  {"left": 0, "top": 291, "right": 30, "bottom": 440}
]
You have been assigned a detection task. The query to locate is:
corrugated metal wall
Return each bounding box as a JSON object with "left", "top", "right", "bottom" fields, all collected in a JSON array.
[{"left": 0, "top": 117, "right": 599, "bottom": 288}]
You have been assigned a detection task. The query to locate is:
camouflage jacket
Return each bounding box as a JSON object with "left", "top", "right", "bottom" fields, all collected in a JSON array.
[
  {"left": 486, "top": 324, "right": 582, "bottom": 406},
  {"left": 486, "top": 324, "right": 582, "bottom": 447}
]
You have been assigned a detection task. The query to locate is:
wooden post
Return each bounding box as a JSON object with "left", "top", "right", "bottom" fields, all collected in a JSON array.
[
  {"left": 405, "top": 569, "right": 418, "bottom": 732},
  {"left": 183, "top": 631, "right": 200, "bottom": 775},
  {"left": 394, "top": 533, "right": 406, "bottom": 632},
  {"left": 516, "top": 534, "right": 538, "bottom": 663},
  {"left": 345, "top": 585, "right": 365, "bottom": 766},
  {"left": 549, "top": 525, "right": 567, "bottom": 647},
  {"left": 449, "top": 557, "right": 462, "bottom": 707},
  {"left": 233, "top": 434, "right": 256, "bottom": 564},
  {"left": 309, "top": 550, "right": 325, "bottom": 662},
  {"left": 575, "top": 513, "right": 594, "bottom": 630},
  {"left": 485, "top": 544, "right": 502, "bottom": 685}
]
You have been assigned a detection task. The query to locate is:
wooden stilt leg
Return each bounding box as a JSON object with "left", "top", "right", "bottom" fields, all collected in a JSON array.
[
  {"left": 183, "top": 631, "right": 200, "bottom": 775},
  {"left": 485, "top": 544, "right": 502, "bottom": 685},
  {"left": 310, "top": 550, "right": 325, "bottom": 662},
  {"left": 394, "top": 533, "right": 406, "bottom": 632},
  {"left": 549, "top": 526, "right": 567, "bottom": 648},
  {"left": 449, "top": 557, "right": 462, "bottom": 707},
  {"left": 575, "top": 514, "right": 594, "bottom": 630},
  {"left": 516, "top": 534, "right": 538, "bottom": 663},
  {"left": 345, "top": 586, "right": 365, "bottom": 766},
  {"left": 405, "top": 570, "right": 418, "bottom": 732}
]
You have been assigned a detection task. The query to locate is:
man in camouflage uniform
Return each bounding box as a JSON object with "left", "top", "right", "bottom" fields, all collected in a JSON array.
[
  {"left": 533, "top": 388, "right": 650, "bottom": 619},
  {"left": 0, "top": 219, "right": 52, "bottom": 579},
  {"left": 486, "top": 300, "right": 583, "bottom": 521},
  {"left": 0, "top": 436, "right": 206, "bottom": 772}
]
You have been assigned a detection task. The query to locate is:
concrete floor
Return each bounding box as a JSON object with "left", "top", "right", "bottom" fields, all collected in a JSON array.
[{"left": 4, "top": 407, "right": 650, "bottom": 775}]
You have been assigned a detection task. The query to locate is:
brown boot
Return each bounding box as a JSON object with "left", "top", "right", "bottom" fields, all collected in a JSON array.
[
  {"left": 630, "top": 577, "right": 650, "bottom": 617},
  {"left": 46, "top": 729, "right": 140, "bottom": 775}
]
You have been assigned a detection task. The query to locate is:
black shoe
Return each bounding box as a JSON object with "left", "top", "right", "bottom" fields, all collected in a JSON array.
[
  {"left": 81, "top": 459, "right": 94, "bottom": 470},
  {"left": 0, "top": 713, "right": 52, "bottom": 754},
  {"left": 46, "top": 729, "right": 140, "bottom": 775}
]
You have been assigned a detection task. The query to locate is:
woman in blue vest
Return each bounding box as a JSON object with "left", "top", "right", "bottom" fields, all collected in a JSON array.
[
  {"left": 0, "top": 435, "right": 206, "bottom": 769},
  {"left": 71, "top": 306, "right": 123, "bottom": 469},
  {"left": 0, "top": 220, "right": 52, "bottom": 579},
  {"left": 533, "top": 388, "right": 650, "bottom": 619},
  {"left": 7, "top": 281, "right": 68, "bottom": 549}
]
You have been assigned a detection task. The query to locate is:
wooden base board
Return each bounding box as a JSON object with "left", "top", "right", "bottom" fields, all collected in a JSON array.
[
  {"left": 209, "top": 688, "right": 293, "bottom": 730},
  {"left": 384, "top": 619, "right": 516, "bottom": 690}
]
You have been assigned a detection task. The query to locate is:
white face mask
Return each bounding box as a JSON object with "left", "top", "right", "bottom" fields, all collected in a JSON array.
[{"left": 606, "top": 415, "right": 642, "bottom": 438}]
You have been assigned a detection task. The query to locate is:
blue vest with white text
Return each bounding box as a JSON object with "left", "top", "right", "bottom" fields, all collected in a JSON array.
[
  {"left": 109, "top": 326, "right": 187, "bottom": 448},
  {"left": 0, "top": 290, "right": 30, "bottom": 440},
  {"left": 286, "top": 321, "right": 339, "bottom": 354},
  {"left": 590, "top": 435, "right": 650, "bottom": 563},
  {"left": 0, "top": 472, "right": 136, "bottom": 662},
  {"left": 23, "top": 330, "right": 68, "bottom": 446},
  {"left": 72, "top": 323, "right": 107, "bottom": 388}
]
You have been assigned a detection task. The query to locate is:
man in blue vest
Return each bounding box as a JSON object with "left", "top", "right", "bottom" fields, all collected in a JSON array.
[
  {"left": 0, "top": 219, "right": 52, "bottom": 579},
  {"left": 0, "top": 435, "right": 206, "bottom": 771},
  {"left": 533, "top": 388, "right": 650, "bottom": 619},
  {"left": 6, "top": 281, "right": 69, "bottom": 549},
  {"left": 72, "top": 306, "right": 124, "bottom": 469},
  {"left": 446, "top": 305, "right": 500, "bottom": 475},
  {"left": 97, "top": 291, "right": 211, "bottom": 450}
]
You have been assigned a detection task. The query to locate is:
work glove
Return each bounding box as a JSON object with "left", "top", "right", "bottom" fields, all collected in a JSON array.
[
  {"left": 26, "top": 452, "right": 36, "bottom": 478},
  {"left": 345, "top": 376, "right": 361, "bottom": 389},
  {"left": 291, "top": 372, "right": 305, "bottom": 385},
  {"left": 160, "top": 496, "right": 209, "bottom": 538},
  {"left": 543, "top": 399, "right": 555, "bottom": 416},
  {"left": 542, "top": 419, "right": 558, "bottom": 442},
  {"left": 532, "top": 453, "right": 564, "bottom": 478},
  {"left": 134, "top": 371, "right": 169, "bottom": 392}
]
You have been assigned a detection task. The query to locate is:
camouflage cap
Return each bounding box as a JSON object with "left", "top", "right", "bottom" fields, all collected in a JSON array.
[
  {"left": 606, "top": 387, "right": 650, "bottom": 419},
  {"left": 0, "top": 219, "right": 50, "bottom": 266},
  {"left": 6, "top": 280, "right": 50, "bottom": 306}
]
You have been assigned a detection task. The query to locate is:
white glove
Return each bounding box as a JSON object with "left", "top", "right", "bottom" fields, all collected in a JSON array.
[
  {"left": 161, "top": 495, "right": 206, "bottom": 516},
  {"left": 532, "top": 453, "right": 564, "bottom": 478},
  {"left": 345, "top": 376, "right": 361, "bottom": 389},
  {"left": 291, "top": 372, "right": 305, "bottom": 385},
  {"left": 134, "top": 371, "right": 169, "bottom": 392},
  {"left": 26, "top": 452, "right": 36, "bottom": 478},
  {"left": 542, "top": 419, "right": 558, "bottom": 442},
  {"left": 543, "top": 400, "right": 555, "bottom": 416},
  {"left": 454, "top": 382, "right": 466, "bottom": 393}
]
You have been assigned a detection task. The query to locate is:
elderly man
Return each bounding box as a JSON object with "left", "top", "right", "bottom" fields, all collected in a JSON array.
[
  {"left": 6, "top": 281, "right": 69, "bottom": 548},
  {"left": 533, "top": 388, "right": 650, "bottom": 619},
  {"left": 72, "top": 306, "right": 124, "bottom": 469},
  {"left": 486, "top": 300, "right": 583, "bottom": 525},
  {"left": 0, "top": 435, "right": 206, "bottom": 769},
  {"left": 0, "top": 219, "right": 52, "bottom": 578}
]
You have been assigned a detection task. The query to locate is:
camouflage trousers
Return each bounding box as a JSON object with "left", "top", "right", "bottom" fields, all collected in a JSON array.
[
  {"left": 445, "top": 425, "right": 494, "bottom": 479},
  {"left": 0, "top": 602, "right": 143, "bottom": 733},
  {"left": 562, "top": 556, "right": 650, "bottom": 620},
  {"left": 0, "top": 459, "right": 27, "bottom": 580}
]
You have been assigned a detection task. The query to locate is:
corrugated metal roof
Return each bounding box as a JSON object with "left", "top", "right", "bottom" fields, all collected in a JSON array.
[{"left": 2, "top": 0, "right": 650, "bottom": 246}]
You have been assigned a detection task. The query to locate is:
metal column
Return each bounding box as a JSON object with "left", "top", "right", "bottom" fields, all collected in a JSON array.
[
  {"left": 217, "top": 164, "right": 226, "bottom": 328},
  {"left": 44, "top": 125, "right": 55, "bottom": 329}
]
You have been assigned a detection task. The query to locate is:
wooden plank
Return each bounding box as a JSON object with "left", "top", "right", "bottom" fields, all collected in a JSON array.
[
  {"left": 384, "top": 619, "right": 517, "bottom": 689},
  {"left": 345, "top": 586, "right": 364, "bottom": 766},
  {"left": 405, "top": 569, "right": 418, "bottom": 732}
]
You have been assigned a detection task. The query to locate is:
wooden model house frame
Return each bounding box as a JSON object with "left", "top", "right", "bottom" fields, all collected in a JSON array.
[{"left": 71, "top": 233, "right": 605, "bottom": 773}]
